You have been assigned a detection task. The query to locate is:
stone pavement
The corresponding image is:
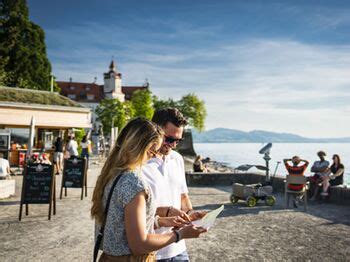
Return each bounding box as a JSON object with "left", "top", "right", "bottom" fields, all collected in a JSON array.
[{"left": 0, "top": 162, "right": 349, "bottom": 261}]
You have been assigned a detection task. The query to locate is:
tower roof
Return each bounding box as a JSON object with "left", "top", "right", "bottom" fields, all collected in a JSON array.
[{"left": 109, "top": 60, "right": 116, "bottom": 72}]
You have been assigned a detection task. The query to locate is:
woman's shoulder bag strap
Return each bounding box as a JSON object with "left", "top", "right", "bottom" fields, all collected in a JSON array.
[{"left": 93, "top": 173, "right": 124, "bottom": 262}]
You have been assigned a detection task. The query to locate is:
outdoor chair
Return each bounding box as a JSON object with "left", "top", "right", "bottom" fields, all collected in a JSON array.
[{"left": 284, "top": 175, "right": 309, "bottom": 211}]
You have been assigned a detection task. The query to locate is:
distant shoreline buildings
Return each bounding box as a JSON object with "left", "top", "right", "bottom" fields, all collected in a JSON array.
[{"left": 57, "top": 60, "right": 149, "bottom": 123}]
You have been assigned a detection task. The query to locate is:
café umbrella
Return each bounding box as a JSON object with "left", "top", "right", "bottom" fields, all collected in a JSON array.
[{"left": 26, "top": 116, "right": 35, "bottom": 160}]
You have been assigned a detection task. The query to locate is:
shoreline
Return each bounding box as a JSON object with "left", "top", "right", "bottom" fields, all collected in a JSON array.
[{"left": 183, "top": 155, "right": 235, "bottom": 173}]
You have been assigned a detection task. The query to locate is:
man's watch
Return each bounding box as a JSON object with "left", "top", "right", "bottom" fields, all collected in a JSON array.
[
  {"left": 186, "top": 209, "right": 193, "bottom": 215},
  {"left": 173, "top": 230, "right": 180, "bottom": 243}
]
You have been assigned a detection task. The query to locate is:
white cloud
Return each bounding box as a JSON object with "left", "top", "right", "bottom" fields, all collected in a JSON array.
[{"left": 47, "top": 21, "right": 350, "bottom": 138}]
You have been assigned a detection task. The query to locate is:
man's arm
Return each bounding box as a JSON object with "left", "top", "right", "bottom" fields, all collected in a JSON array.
[
  {"left": 181, "top": 193, "right": 192, "bottom": 213},
  {"left": 283, "top": 159, "right": 291, "bottom": 170},
  {"left": 301, "top": 159, "right": 309, "bottom": 168},
  {"left": 6, "top": 166, "right": 12, "bottom": 176},
  {"left": 156, "top": 206, "right": 191, "bottom": 223},
  {"left": 310, "top": 162, "right": 318, "bottom": 173},
  {"left": 181, "top": 193, "right": 206, "bottom": 221}
]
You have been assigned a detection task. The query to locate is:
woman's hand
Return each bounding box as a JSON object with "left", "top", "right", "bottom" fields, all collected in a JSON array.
[
  {"left": 158, "top": 216, "right": 190, "bottom": 228},
  {"left": 178, "top": 224, "right": 207, "bottom": 239}
]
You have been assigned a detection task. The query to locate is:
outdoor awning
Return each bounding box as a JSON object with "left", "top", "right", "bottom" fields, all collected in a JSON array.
[{"left": 0, "top": 102, "right": 91, "bottom": 128}]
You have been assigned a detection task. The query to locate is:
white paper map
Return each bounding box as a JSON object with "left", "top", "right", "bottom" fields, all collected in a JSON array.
[{"left": 191, "top": 205, "right": 224, "bottom": 229}]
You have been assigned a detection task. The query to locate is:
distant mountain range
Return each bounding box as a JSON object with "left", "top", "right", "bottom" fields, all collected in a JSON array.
[{"left": 192, "top": 128, "right": 350, "bottom": 143}]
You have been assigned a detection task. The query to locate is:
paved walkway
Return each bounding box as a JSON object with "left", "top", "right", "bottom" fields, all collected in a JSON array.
[{"left": 1, "top": 162, "right": 349, "bottom": 261}]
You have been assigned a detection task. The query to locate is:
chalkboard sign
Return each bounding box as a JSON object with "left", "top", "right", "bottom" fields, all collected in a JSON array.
[
  {"left": 19, "top": 163, "right": 56, "bottom": 221},
  {"left": 23, "top": 164, "right": 53, "bottom": 203},
  {"left": 60, "top": 157, "right": 87, "bottom": 200}
]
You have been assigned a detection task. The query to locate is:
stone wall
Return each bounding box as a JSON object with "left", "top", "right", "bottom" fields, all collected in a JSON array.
[{"left": 177, "top": 129, "right": 196, "bottom": 157}]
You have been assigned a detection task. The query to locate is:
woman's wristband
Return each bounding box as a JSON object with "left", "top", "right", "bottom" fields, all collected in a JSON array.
[
  {"left": 154, "top": 215, "right": 160, "bottom": 228},
  {"left": 166, "top": 206, "right": 172, "bottom": 217}
]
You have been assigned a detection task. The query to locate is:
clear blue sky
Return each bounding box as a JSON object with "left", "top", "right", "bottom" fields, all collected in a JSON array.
[{"left": 28, "top": 0, "right": 350, "bottom": 138}]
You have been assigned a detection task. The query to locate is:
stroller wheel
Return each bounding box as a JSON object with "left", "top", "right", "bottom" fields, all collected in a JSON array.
[
  {"left": 265, "top": 195, "right": 276, "bottom": 206},
  {"left": 230, "top": 194, "right": 239, "bottom": 204},
  {"left": 246, "top": 196, "right": 257, "bottom": 207}
]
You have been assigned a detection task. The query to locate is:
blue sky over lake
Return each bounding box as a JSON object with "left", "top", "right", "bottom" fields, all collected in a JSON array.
[{"left": 28, "top": 0, "right": 350, "bottom": 138}]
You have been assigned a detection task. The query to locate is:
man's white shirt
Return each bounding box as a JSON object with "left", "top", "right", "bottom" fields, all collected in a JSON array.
[{"left": 142, "top": 150, "right": 188, "bottom": 260}]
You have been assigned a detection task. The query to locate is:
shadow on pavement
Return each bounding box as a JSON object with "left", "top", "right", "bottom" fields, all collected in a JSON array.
[
  {"left": 0, "top": 200, "right": 21, "bottom": 206},
  {"left": 192, "top": 188, "right": 350, "bottom": 227}
]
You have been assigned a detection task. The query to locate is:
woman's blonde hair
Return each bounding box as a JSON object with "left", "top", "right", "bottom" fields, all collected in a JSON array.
[
  {"left": 195, "top": 155, "right": 202, "bottom": 162},
  {"left": 91, "top": 117, "right": 163, "bottom": 224}
]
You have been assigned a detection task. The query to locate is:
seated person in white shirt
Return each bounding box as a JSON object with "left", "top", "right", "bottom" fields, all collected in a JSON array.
[
  {"left": 0, "top": 152, "right": 11, "bottom": 179},
  {"left": 142, "top": 107, "right": 207, "bottom": 262},
  {"left": 310, "top": 151, "right": 330, "bottom": 200}
]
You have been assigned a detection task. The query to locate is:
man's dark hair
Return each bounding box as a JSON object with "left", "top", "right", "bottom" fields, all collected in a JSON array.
[{"left": 152, "top": 107, "right": 188, "bottom": 127}]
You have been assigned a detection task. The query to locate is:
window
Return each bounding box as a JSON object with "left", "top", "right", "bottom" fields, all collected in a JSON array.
[
  {"left": 68, "top": 94, "right": 76, "bottom": 99},
  {"left": 8, "top": 128, "right": 30, "bottom": 145},
  {"left": 79, "top": 92, "right": 87, "bottom": 100},
  {"left": 85, "top": 85, "right": 91, "bottom": 91},
  {"left": 87, "top": 94, "right": 95, "bottom": 100},
  {"left": 70, "top": 86, "right": 75, "bottom": 90}
]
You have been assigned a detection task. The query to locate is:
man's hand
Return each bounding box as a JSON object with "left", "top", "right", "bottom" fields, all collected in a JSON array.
[
  {"left": 158, "top": 216, "right": 190, "bottom": 228},
  {"left": 168, "top": 207, "right": 191, "bottom": 222},
  {"left": 189, "top": 210, "right": 207, "bottom": 221}
]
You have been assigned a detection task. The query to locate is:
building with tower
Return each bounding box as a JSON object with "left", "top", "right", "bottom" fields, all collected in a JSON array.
[
  {"left": 103, "top": 60, "right": 125, "bottom": 101},
  {"left": 57, "top": 60, "right": 149, "bottom": 123}
]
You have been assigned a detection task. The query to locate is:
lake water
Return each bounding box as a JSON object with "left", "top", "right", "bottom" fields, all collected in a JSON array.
[{"left": 194, "top": 143, "right": 350, "bottom": 186}]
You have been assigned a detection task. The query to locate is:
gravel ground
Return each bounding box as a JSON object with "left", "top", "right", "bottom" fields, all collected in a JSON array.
[{"left": 1, "top": 161, "right": 349, "bottom": 262}]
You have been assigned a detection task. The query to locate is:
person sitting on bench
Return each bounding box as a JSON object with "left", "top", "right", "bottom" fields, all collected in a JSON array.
[
  {"left": 310, "top": 151, "right": 330, "bottom": 200},
  {"left": 284, "top": 156, "right": 309, "bottom": 208},
  {"left": 193, "top": 155, "right": 207, "bottom": 173},
  {"left": 319, "top": 154, "right": 344, "bottom": 196}
]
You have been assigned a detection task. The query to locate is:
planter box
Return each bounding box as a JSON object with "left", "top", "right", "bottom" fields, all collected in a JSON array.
[{"left": 0, "top": 179, "right": 16, "bottom": 199}]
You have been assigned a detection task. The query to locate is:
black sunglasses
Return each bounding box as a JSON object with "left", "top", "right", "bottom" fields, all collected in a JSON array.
[{"left": 164, "top": 135, "right": 183, "bottom": 144}]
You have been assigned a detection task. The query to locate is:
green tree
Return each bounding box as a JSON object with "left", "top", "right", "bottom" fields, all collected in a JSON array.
[
  {"left": 124, "top": 100, "right": 135, "bottom": 120},
  {"left": 0, "top": 0, "right": 55, "bottom": 90},
  {"left": 95, "top": 98, "right": 131, "bottom": 135},
  {"left": 152, "top": 95, "right": 178, "bottom": 111},
  {"left": 178, "top": 94, "right": 207, "bottom": 132},
  {"left": 74, "top": 128, "right": 86, "bottom": 155},
  {"left": 131, "top": 89, "right": 154, "bottom": 119},
  {"left": 152, "top": 93, "right": 207, "bottom": 132},
  {"left": 0, "top": 57, "right": 8, "bottom": 86}
]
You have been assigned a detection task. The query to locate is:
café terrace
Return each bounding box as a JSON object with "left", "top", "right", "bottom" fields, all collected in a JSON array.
[{"left": 0, "top": 86, "right": 91, "bottom": 166}]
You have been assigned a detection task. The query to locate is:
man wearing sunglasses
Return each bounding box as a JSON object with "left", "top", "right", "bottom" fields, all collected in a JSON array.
[{"left": 142, "top": 107, "right": 206, "bottom": 262}]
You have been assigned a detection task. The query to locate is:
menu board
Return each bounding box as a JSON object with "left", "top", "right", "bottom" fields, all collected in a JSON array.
[
  {"left": 19, "top": 163, "right": 56, "bottom": 221},
  {"left": 22, "top": 164, "right": 54, "bottom": 204},
  {"left": 62, "top": 157, "right": 86, "bottom": 188}
]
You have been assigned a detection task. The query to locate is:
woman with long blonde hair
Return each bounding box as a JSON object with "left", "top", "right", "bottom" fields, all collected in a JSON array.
[{"left": 91, "top": 118, "right": 205, "bottom": 261}]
